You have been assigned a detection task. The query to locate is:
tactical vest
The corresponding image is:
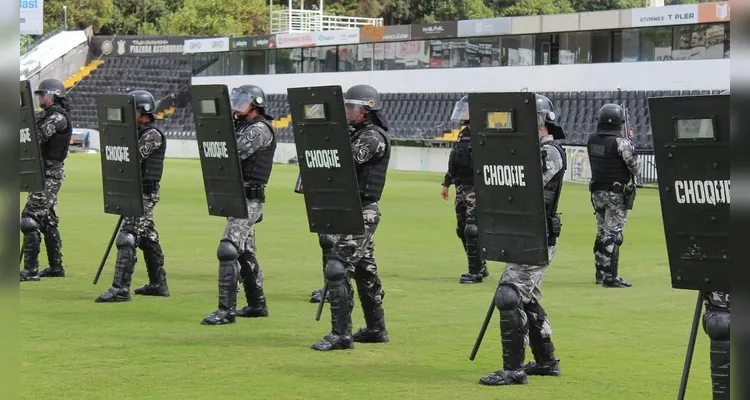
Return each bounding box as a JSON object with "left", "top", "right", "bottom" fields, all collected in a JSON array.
[
  {"left": 543, "top": 140, "right": 567, "bottom": 244},
  {"left": 450, "top": 127, "right": 474, "bottom": 186},
  {"left": 587, "top": 130, "right": 631, "bottom": 191},
  {"left": 352, "top": 124, "right": 391, "bottom": 202},
  {"left": 138, "top": 123, "right": 166, "bottom": 183},
  {"left": 39, "top": 105, "right": 72, "bottom": 163},
  {"left": 241, "top": 116, "right": 276, "bottom": 186}
]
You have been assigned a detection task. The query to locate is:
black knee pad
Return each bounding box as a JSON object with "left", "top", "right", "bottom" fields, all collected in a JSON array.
[
  {"left": 615, "top": 232, "right": 623, "bottom": 246},
  {"left": 217, "top": 240, "right": 239, "bottom": 262},
  {"left": 464, "top": 223, "right": 478, "bottom": 239},
  {"left": 319, "top": 234, "right": 336, "bottom": 251},
  {"left": 116, "top": 231, "right": 136, "bottom": 248},
  {"left": 20, "top": 216, "right": 39, "bottom": 233},
  {"left": 494, "top": 284, "right": 521, "bottom": 311},
  {"left": 703, "top": 310, "right": 730, "bottom": 341},
  {"left": 324, "top": 259, "right": 348, "bottom": 282}
]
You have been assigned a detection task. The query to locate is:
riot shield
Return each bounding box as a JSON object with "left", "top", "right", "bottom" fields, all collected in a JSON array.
[
  {"left": 469, "top": 92, "right": 549, "bottom": 266},
  {"left": 287, "top": 85, "right": 364, "bottom": 235},
  {"left": 20, "top": 80, "right": 45, "bottom": 193},
  {"left": 648, "top": 94, "right": 729, "bottom": 293},
  {"left": 95, "top": 94, "right": 144, "bottom": 217},
  {"left": 189, "top": 84, "right": 247, "bottom": 218}
]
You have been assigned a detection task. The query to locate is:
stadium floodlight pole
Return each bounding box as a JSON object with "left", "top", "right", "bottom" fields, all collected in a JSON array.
[
  {"left": 676, "top": 293, "right": 704, "bottom": 400},
  {"left": 469, "top": 278, "right": 504, "bottom": 361},
  {"left": 63, "top": 6, "right": 67, "bottom": 31},
  {"left": 92, "top": 216, "right": 124, "bottom": 285}
]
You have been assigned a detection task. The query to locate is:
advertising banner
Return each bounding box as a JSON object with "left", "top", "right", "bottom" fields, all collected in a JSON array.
[{"left": 20, "top": 0, "right": 43, "bottom": 35}]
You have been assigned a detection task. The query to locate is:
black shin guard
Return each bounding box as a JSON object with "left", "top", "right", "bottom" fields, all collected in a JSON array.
[
  {"left": 703, "top": 308, "right": 730, "bottom": 400},
  {"left": 20, "top": 216, "right": 41, "bottom": 272},
  {"left": 141, "top": 240, "right": 166, "bottom": 284},
  {"left": 494, "top": 284, "right": 527, "bottom": 370},
  {"left": 325, "top": 258, "right": 353, "bottom": 337},
  {"left": 355, "top": 276, "right": 385, "bottom": 331},
  {"left": 112, "top": 232, "right": 137, "bottom": 290},
  {"left": 43, "top": 224, "right": 64, "bottom": 270},
  {"left": 239, "top": 251, "right": 265, "bottom": 306},
  {"left": 217, "top": 241, "right": 238, "bottom": 312},
  {"left": 464, "top": 223, "right": 482, "bottom": 274},
  {"left": 456, "top": 225, "right": 468, "bottom": 253},
  {"left": 525, "top": 301, "right": 557, "bottom": 364}
]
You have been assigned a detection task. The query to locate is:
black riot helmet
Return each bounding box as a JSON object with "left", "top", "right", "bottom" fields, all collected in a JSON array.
[
  {"left": 344, "top": 84, "right": 384, "bottom": 126},
  {"left": 597, "top": 103, "right": 626, "bottom": 127},
  {"left": 129, "top": 90, "right": 156, "bottom": 120},
  {"left": 230, "top": 84, "right": 267, "bottom": 116},
  {"left": 535, "top": 94, "right": 565, "bottom": 140},
  {"left": 450, "top": 95, "right": 470, "bottom": 125},
  {"left": 34, "top": 78, "right": 66, "bottom": 109}
]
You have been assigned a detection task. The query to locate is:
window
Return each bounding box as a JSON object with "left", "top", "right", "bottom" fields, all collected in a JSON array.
[
  {"left": 559, "top": 32, "right": 591, "bottom": 64},
  {"left": 591, "top": 31, "right": 612, "bottom": 63},
  {"left": 270, "top": 48, "right": 301, "bottom": 74},
  {"left": 394, "top": 40, "right": 428, "bottom": 69},
  {"left": 501, "top": 35, "right": 534, "bottom": 66},
  {"left": 723, "top": 23, "right": 730, "bottom": 58},
  {"left": 673, "top": 25, "right": 707, "bottom": 60},
  {"left": 705, "top": 24, "right": 726, "bottom": 59},
  {"left": 620, "top": 27, "right": 672, "bottom": 62},
  {"left": 303, "top": 46, "right": 336, "bottom": 73},
  {"left": 355, "top": 43, "right": 374, "bottom": 71},
  {"left": 228, "top": 51, "right": 267, "bottom": 75}
]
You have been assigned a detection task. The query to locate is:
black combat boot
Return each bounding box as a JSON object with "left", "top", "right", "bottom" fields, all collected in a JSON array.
[
  {"left": 39, "top": 225, "right": 65, "bottom": 278},
  {"left": 523, "top": 301, "right": 561, "bottom": 376},
  {"left": 95, "top": 243, "right": 136, "bottom": 303},
  {"left": 134, "top": 240, "right": 169, "bottom": 297},
  {"left": 309, "top": 288, "right": 330, "bottom": 303},
  {"left": 353, "top": 278, "right": 389, "bottom": 343},
  {"left": 312, "top": 260, "right": 354, "bottom": 351},
  {"left": 20, "top": 216, "right": 41, "bottom": 282},
  {"left": 602, "top": 245, "right": 631, "bottom": 288},
  {"left": 480, "top": 288, "right": 528, "bottom": 386},
  {"left": 202, "top": 243, "right": 238, "bottom": 325},
  {"left": 237, "top": 252, "right": 268, "bottom": 318}
]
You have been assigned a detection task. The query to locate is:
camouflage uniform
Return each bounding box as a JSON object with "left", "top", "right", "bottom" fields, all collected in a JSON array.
[
  {"left": 202, "top": 116, "right": 275, "bottom": 325},
  {"left": 702, "top": 291, "right": 730, "bottom": 400},
  {"left": 20, "top": 106, "right": 70, "bottom": 281},
  {"left": 96, "top": 126, "right": 168, "bottom": 302},
  {"left": 312, "top": 121, "right": 390, "bottom": 351},
  {"left": 591, "top": 136, "right": 640, "bottom": 286},
  {"left": 480, "top": 134, "right": 566, "bottom": 386}
]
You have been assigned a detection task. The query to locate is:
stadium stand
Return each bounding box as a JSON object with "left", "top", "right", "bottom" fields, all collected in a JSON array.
[{"left": 69, "top": 82, "right": 726, "bottom": 150}]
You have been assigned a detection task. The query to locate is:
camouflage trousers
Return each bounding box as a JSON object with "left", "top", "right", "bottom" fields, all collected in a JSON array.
[
  {"left": 119, "top": 189, "right": 164, "bottom": 272},
  {"left": 498, "top": 246, "right": 557, "bottom": 350},
  {"left": 591, "top": 190, "right": 629, "bottom": 276},
  {"left": 455, "top": 185, "right": 485, "bottom": 274},
  {"left": 21, "top": 167, "right": 65, "bottom": 271},
  {"left": 22, "top": 168, "right": 64, "bottom": 231},
  {"left": 327, "top": 202, "right": 385, "bottom": 332},
  {"left": 221, "top": 198, "right": 264, "bottom": 290}
]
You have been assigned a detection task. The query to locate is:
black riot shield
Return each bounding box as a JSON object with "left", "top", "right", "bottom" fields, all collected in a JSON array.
[
  {"left": 469, "top": 92, "right": 549, "bottom": 266},
  {"left": 648, "top": 94, "right": 729, "bottom": 293},
  {"left": 287, "top": 85, "right": 364, "bottom": 235},
  {"left": 96, "top": 94, "right": 144, "bottom": 217},
  {"left": 20, "top": 80, "right": 45, "bottom": 193},
  {"left": 189, "top": 84, "right": 247, "bottom": 218}
]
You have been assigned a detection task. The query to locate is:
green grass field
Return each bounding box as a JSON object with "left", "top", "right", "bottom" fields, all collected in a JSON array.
[{"left": 21, "top": 154, "right": 711, "bottom": 400}]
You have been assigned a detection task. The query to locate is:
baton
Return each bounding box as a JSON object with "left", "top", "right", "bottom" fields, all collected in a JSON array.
[
  {"left": 676, "top": 293, "right": 704, "bottom": 400},
  {"left": 93, "top": 216, "right": 124, "bottom": 285},
  {"left": 469, "top": 279, "right": 503, "bottom": 361},
  {"left": 315, "top": 279, "right": 329, "bottom": 321}
]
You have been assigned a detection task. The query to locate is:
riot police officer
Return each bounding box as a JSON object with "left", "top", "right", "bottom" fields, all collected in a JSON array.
[
  {"left": 587, "top": 103, "right": 640, "bottom": 287},
  {"left": 441, "top": 95, "right": 489, "bottom": 284},
  {"left": 201, "top": 84, "right": 276, "bottom": 325},
  {"left": 479, "top": 95, "right": 566, "bottom": 386},
  {"left": 312, "top": 84, "right": 391, "bottom": 351},
  {"left": 95, "top": 90, "right": 169, "bottom": 302},
  {"left": 20, "top": 79, "right": 72, "bottom": 282}
]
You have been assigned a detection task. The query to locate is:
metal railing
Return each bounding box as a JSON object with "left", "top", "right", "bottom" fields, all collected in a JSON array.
[{"left": 270, "top": 10, "right": 383, "bottom": 34}]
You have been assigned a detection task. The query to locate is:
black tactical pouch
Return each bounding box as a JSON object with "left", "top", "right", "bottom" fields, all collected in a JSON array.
[
  {"left": 623, "top": 184, "right": 636, "bottom": 210},
  {"left": 547, "top": 214, "right": 562, "bottom": 246},
  {"left": 245, "top": 186, "right": 266, "bottom": 203}
]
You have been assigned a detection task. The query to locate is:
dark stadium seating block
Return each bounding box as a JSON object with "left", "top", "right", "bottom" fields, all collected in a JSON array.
[{"left": 67, "top": 63, "right": 726, "bottom": 150}]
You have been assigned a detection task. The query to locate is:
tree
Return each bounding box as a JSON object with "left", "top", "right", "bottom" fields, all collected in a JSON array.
[
  {"left": 43, "top": 0, "right": 116, "bottom": 33},
  {"left": 161, "top": 0, "right": 269, "bottom": 36}
]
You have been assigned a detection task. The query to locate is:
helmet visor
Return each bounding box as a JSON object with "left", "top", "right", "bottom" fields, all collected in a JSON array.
[
  {"left": 230, "top": 88, "right": 253, "bottom": 113},
  {"left": 450, "top": 96, "right": 469, "bottom": 122},
  {"left": 35, "top": 92, "right": 55, "bottom": 108}
]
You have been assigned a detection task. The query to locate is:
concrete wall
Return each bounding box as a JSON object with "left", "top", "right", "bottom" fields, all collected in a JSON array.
[
  {"left": 192, "top": 58, "right": 729, "bottom": 94},
  {"left": 28, "top": 42, "right": 89, "bottom": 107}
]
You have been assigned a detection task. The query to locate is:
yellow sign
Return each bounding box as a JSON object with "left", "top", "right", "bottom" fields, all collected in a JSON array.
[{"left": 486, "top": 111, "right": 513, "bottom": 130}]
